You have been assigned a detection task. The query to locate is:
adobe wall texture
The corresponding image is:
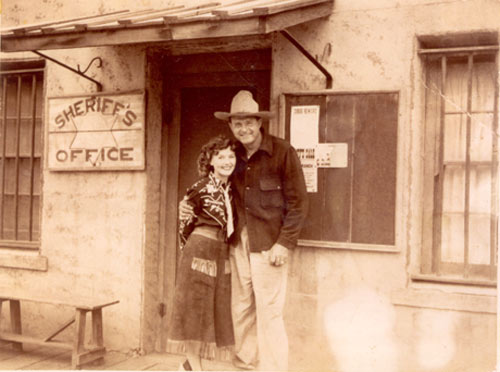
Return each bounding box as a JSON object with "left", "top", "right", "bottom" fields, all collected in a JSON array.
[
  {"left": 273, "top": 1, "right": 498, "bottom": 371},
  {"left": 0, "top": 45, "right": 149, "bottom": 351},
  {"left": 1, "top": 0, "right": 156, "bottom": 351},
  {"left": 1, "top": 0, "right": 498, "bottom": 370}
]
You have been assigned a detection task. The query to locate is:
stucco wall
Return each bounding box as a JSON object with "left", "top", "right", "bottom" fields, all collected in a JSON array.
[
  {"left": 40, "top": 45, "right": 147, "bottom": 348},
  {"left": 1, "top": 0, "right": 499, "bottom": 370},
  {"left": 273, "top": 1, "right": 498, "bottom": 371},
  {"left": 0, "top": 0, "right": 168, "bottom": 353},
  {"left": 0, "top": 40, "right": 149, "bottom": 351},
  {"left": 0, "top": 0, "right": 160, "bottom": 345}
]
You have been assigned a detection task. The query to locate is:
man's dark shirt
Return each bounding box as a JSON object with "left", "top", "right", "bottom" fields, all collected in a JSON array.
[{"left": 230, "top": 130, "right": 309, "bottom": 252}]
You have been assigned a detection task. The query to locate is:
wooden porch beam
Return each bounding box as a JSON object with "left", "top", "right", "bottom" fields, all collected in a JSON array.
[
  {"left": 264, "top": 0, "right": 333, "bottom": 33},
  {"left": 155, "top": 34, "right": 272, "bottom": 56},
  {"left": 1, "top": 26, "right": 174, "bottom": 52},
  {"left": 1, "top": 2, "right": 332, "bottom": 53},
  {"left": 1, "top": 18, "right": 262, "bottom": 52},
  {"left": 169, "top": 18, "right": 260, "bottom": 40}
]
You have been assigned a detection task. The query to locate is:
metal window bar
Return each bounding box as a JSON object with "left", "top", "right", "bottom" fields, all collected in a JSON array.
[
  {"left": 0, "top": 77, "right": 6, "bottom": 239},
  {"left": 28, "top": 74, "right": 37, "bottom": 241},
  {"left": 0, "top": 71, "right": 41, "bottom": 242},
  {"left": 432, "top": 55, "right": 447, "bottom": 275},
  {"left": 463, "top": 54, "right": 474, "bottom": 278},
  {"left": 348, "top": 99, "right": 356, "bottom": 243},
  {"left": 490, "top": 52, "right": 499, "bottom": 280},
  {"left": 14, "top": 75, "right": 22, "bottom": 240},
  {"left": 431, "top": 50, "right": 499, "bottom": 278}
]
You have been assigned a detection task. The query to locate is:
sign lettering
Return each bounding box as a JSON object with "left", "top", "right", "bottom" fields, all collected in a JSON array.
[{"left": 47, "top": 91, "right": 145, "bottom": 171}]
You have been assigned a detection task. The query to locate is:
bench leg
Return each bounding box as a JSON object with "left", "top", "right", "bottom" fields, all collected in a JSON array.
[
  {"left": 91, "top": 309, "right": 104, "bottom": 364},
  {"left": 10, "top": 300, "right": 23, "bottom": 351},
  {"left": 91, "top": 309, "right": 103, "bottom": 347},
  {"left": 0, "top": 300, "right": 8, "bottom": 347},
  {"left": 72, "top": 309, "right": 87, "bottom": 369},
  {"left": 71, "top": 309, "right": 106, "bottom": 369}
]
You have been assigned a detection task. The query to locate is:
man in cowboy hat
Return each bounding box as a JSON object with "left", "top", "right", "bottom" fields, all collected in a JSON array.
[{"left": 181, "top": 90, "right": 308, "bottom": 371}]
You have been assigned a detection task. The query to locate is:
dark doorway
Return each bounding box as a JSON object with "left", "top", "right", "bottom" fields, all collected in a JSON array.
[
  {"left": 177, "top": 86, "right": 251, "bottom": 198},
  {"left": 159, "top": 50, "right": 271, "bottom": 352}
]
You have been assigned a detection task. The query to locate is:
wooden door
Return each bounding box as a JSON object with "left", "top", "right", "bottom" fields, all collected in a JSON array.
[
  {"left": 177, "top": 87, "right": 249, "bottom": 201},
  {"left": 159, "top": 50, "right": 271, "bottom": 351}
]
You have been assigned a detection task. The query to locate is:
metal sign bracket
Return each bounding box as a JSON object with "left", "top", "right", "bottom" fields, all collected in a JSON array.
[
  {"left": 32, "top": 50, "right": 103, "bottom": 92},
  {"left": 279, "top": 29, "right": 333, "bottom": 89}
]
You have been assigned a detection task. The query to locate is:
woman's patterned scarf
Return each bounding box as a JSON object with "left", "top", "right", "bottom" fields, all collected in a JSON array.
[{"left": 179, "top": 173, "right": 234, "bottom": 249}]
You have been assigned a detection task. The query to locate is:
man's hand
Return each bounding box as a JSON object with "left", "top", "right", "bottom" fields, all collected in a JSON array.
[
  {"left": 268, "top": 243, "right": 288, "bottom": 266},
  {"left": 179, "top": 196, "right": 194, "bottom": 221}
]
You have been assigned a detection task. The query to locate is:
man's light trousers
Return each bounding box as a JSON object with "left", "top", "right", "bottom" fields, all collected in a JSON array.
[{"left": 229, "top": 226, "right": 289, "bottom": 371}]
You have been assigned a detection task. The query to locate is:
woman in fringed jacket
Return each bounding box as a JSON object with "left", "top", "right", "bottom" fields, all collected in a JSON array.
[{"left": 168, "top": 135, "right": 236, "bottom": 371}]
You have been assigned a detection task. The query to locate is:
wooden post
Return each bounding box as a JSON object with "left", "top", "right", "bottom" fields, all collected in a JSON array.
[
  {"left": 497, "top": 205, "right": 500, "bottom": 372},
  {"left": 91, "top": 309, "right": 104, "bottom": 365},
  {"left": 495, "top": 56, "right": 500, "bottom": 372},
  {"left": 72, "top": 309, "right": 87, "bottom": 369},
  {"left": 9, "top": 300, "right": 23, "bottom": 351},
  {"left": 497, "top": 169, "right": 500, "bottom": 372},
  {"left": 0, "top": 300, "right": 7, "bottom": 348},
  {"left": 0, "top": 300, "right": 4, "bottom": 347},
  {"left": 496, "top": 61, "right": 500, "bottom": 372},
  {"left": 91, "top": 309, "right": 103, "bottom": 347}
]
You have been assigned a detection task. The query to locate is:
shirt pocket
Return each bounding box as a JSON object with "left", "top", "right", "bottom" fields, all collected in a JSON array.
[{"left": 260, "top": 177, "right": 284, "bottom": 208}]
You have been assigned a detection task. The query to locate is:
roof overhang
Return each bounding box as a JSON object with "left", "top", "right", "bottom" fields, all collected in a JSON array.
[{"left": 1, "top": 0, "right": 334, "bottom": 53}]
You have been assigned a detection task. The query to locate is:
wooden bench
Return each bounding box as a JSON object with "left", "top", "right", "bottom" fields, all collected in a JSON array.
[{"left": 0, "top": 292, "right": 119, "bottom": 369}]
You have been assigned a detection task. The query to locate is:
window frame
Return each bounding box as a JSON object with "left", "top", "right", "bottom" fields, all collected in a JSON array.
[
  {"left": 418, "top": 44, "right": 499, "bottom": 285},
  {"left": 282, "top": 90, "right": 400, "bottom": 252},
  {"left": 0, "top": 59, "right": 45, "bottom": 251}
]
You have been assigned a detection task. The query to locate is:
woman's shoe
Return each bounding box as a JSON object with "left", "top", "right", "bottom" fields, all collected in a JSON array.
[
  {"left": 179, "top": 359, "right": 192, "bottom": 371},
  {"left": 232, "top": 356, "right": 255, "bottom": 370}
]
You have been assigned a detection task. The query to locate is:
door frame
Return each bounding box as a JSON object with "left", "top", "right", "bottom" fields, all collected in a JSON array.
[{"left": 157, "top": 50, "right": 272, "bottom": 350}]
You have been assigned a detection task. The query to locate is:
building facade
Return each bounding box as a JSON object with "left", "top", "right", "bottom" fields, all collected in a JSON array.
[{"left": 0, "top": 0, "right": 498, "bottom": 371}]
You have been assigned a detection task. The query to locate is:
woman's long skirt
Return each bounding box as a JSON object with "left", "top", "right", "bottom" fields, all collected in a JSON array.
[{"left": 168, "top": 226, "right": 234, "bottom": 360}]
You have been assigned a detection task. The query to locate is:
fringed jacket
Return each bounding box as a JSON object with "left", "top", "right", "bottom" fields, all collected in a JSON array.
[{"left": 179, "top": 173, "right": 235, "bottom": 249}]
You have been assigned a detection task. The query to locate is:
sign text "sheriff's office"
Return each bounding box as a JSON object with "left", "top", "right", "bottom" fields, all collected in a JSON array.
[{"left": 47, "top": 91, "right": 145, "bottom": 171}]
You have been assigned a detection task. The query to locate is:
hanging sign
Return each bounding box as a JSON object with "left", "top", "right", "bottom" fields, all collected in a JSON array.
[{"left": 47, "top": 91, "right": 145, "bottom": 171}]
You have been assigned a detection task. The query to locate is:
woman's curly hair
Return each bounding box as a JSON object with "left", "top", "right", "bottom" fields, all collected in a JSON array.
[{"left": 197, "top": 135, "right": 236, "bottom": 177}]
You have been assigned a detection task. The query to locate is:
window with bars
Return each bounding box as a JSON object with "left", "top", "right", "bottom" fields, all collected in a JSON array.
[
  {"left": 420, "top": 41, "right": 499, "bottom": 283},
  {"left": 0, "top": 61, "right": 44, "bottom": 247}
]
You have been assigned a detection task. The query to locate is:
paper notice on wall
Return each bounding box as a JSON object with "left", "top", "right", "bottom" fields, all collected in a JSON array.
[
  {"left": 302, "top": 165, "right": 318, "bottom": 193},
  {"left": 316, "top": 143, "right": 348, "bottom": 168},
  {"left": 290, "top": 105, "right": 320, "bottom": 148},
  {"left": 296, "top": 147, "right": 318, "bottom": 193},
  {"left": 291, "top": 105, "right": 320, "bottom": 192}
]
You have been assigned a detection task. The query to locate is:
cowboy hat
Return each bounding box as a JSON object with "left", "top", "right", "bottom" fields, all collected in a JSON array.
[{"left": 214, "top": 90, "right": 274, "bottom": 121}]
